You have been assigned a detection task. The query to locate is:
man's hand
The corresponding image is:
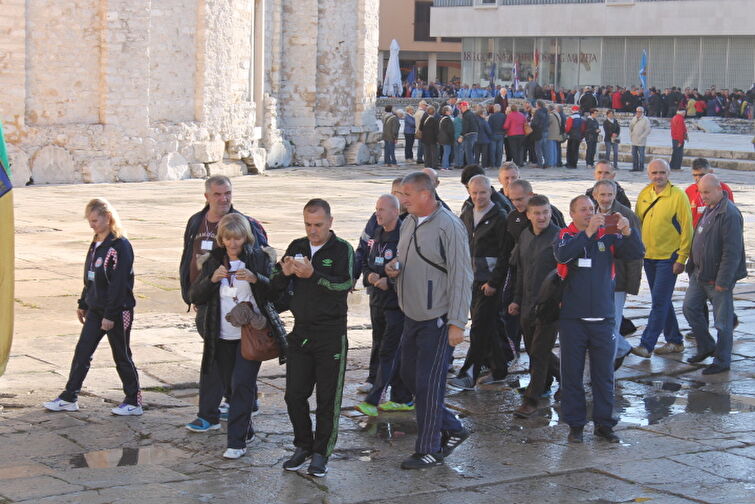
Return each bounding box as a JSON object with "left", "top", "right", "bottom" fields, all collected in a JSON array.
[
  {"left": 481, "top": 283, "right": 497, "bottom": 296},
  {"left": 211, "top": 265, "right": 229, "bottom": 283},
  {"left": 672, "top": 262, "right": 685, "bottom": 275},
  {"left": 448, "top": 324, "right": 465, "bottom": 347},
  {"left": 616, "top": 215, "right": 631, "bottom": 236},
  {"left": 76, "top": 309, "right": 87, "bottom": 325},
  {"left": 457, "top": 136, "right": 463, "bottom": 144},
  {"left": 585, "top": 213, "right": 605, "bottom": 238},
  {"left": 385, "top": 258, "right": 401, "bottom": 278},
  {"left": 374, "top": 278, "right": 389, "bottom": 291},
  {"left": 715, "top": 285, "right": 728, "bottom": 292},
  {"left": 280, "top": 257, "right": 296, "bottom": 276},
  {"left": 101, "top": 318, "right": 114, "bottom": 331},
  {"left": 508, "top": 303, "right": 520, "bottom": 316},
  {"left": 367, "top": 272, "right": 380, "bottom": 285},
  {"left": 292, "top": 257, "right": 314, "bottom": 279}
]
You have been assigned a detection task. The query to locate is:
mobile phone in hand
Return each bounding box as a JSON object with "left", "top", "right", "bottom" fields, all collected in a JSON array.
[{"left": 604, "top": 213, "right": 620, "bottom": 234}]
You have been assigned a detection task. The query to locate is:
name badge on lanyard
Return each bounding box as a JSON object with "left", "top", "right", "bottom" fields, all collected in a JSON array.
[
  {"left": 374, "top": 257, "right": 385, "bottom": 266},
  {"left": 578, "top": 258, "right": 592, "bottom": 268},
  {"left": 87, "top": 270, "right": 95, "bottom": 281},
  {"left": 201, "top": 240, "right": 214, "bottom": 251},
  {"left": 697, "top": 206, "right": 707, "bottom": 215}
]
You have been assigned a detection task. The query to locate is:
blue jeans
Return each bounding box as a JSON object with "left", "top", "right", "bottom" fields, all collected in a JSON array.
[
  {"left": 492, "top": 135, "right": 505, "bottom": 168},
  {"left": 401, "top": 316, "right": 463, "bottom": 454},
  {"left": 453, "top": 141, "right": 463, "bottom": 168},
  {"left": 683, "top": 274, "right": 734, "bottom": 368},
  {"left": 605, "top": 141, "right": 619, "bottom": 170},
  {"left": 384, "top": 141, "right": 396, "bottom": 164},
  {"left": 462, "top": 133, "right": 477, "bottom": 166},
  {"left": 417, "top": 142, "right": 424, "bottom": 163},
  {"left": 441, "top": 144, "right": 452, "bottom": 169},
  {"left": 559, "top": 318, "right": 617, "bottom": 428},
  {"left": 631, "top": 145, "right": 645, "bottom": 171},
  {"left": 640, "top": 256, "right": 683, "bottom": 351},
  {"left": 613, "top": 291, "right": 632, "bottom": 359},
  {"left": 534, "top": 138, "right": 547, "bottom": 167}
]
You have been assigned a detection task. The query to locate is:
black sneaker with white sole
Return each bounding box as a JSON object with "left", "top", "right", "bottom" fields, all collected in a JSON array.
[
  {"left": 307, "top": 453, "right": 328, "bottom": 477},
  {"left": 282, "top": 447, "right": 312, "bottom": 471},
  {"left": 400, "top": 452, "right": 444, "bottom": 470},
  {"left": 441, "top": 427, "right": 470, "bottom": 457}
]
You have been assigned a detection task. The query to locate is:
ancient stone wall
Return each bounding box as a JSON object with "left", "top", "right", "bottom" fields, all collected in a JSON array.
[{"left": 0, "top": 0, "right": 380, "bottom": 185}]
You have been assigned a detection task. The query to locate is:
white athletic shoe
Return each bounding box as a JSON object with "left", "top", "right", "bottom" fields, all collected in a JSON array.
[
  {"left": 111, "top": 403, "right": 144, "bottom": 416},
  {"left": 43, "top": 398, "right": 79, "bottom": 412},
  {"left": 357, "top": 382, "right": 373, "bottom": 394},
  {"left": 223, "top": 447, "right": 247, "bottom": 459}
]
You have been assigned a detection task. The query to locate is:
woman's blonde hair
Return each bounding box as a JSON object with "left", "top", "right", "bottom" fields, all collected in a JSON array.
[
  {"left": 84, "top": 198, "right": 126, "bottom": 238},
  {"left": 216, "top": 213, "right": 254, "bottom": 247}
]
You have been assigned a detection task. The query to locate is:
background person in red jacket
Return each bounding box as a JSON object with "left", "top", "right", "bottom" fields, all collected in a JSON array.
[
  {"left": 686, "top": 158, "right": 735, "bottom": 226},
  {"left": 670, "top": 109, "right": 688, "bottom": 170}
]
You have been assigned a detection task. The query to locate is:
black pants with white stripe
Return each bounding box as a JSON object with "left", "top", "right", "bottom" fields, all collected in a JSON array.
[{"left": 60, "top": 309, "right": 141, "bottom": 406}]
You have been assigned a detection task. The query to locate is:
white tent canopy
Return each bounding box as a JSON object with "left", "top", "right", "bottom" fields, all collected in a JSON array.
[{"left": 382, "top": 39, "right": 402, "bottom": 97}]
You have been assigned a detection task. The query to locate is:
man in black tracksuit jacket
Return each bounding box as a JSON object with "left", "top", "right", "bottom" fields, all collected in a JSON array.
[
  {"left": 271, "top": 199, "right": 354, "bottom": 476},
  {"left": 453, "top": 175, "right": 513, "bottom": 388}
]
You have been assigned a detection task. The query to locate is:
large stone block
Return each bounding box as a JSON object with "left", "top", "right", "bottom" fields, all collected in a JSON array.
[
  {"left": 189, "top": 163, "right": 207, "bottom": 178},
  {"left": 6, "top": 145, "right": 31, "bottom": 186},
  {"left": 243, "top": 148, "right": 267, "bottom": 174},
  {"left": 30, "top": 145, "right": 79, "bottom": 184},
  {"left": 267, "top": 140, "right": 292, "bottom": 169},
  {"left": 323, "top": 136, "right": 346, "bottom": 153},
  {"left": 117, "top": 164, "right": 149, "bottom": 183},
  {"left": 206, "top": 159, "right": 246, "bottom": 178},
  {"left": 156, "top": 152, "right": 190, "bottom": 181},
  {"left": 82, "top": 159, "right": 116, "bottom": 183},
  {"left": 345, "top": 142, "right": 371, "bottom": 165},
  {"left": 193, "top": 140, "right": 226, "bottom": 163}
]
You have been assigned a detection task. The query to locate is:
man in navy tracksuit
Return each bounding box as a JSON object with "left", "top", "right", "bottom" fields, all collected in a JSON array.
[{"left": 554, "top": 195, "right": 644, "bottom": 443}]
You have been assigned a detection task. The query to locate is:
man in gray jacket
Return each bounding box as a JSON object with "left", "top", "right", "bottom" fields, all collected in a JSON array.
[
  {"left": 386, "top": 171, "right": 473, "bottom": 470},
  {"left": 629, "top": 107, "right": 652, "bottom": 172},
  {"left": 683, "top": 174, "right": 747, "bottom": 375}
]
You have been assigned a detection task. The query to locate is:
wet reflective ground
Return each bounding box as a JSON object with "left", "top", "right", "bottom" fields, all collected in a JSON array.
[{"left": 2, "top": 166, "right": 754, "bottom": 503}]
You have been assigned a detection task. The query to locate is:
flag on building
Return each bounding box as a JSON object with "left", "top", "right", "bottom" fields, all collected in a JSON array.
[
  {"left": 0, "top": 119, "right": 14, "bottom": 377},
  {"left": 639, "top": 49, "right": 648, "bottom": 94},
  {"left": 489, "top": 63, "right": 496, "bottom": 85},
  {"left": 407, "top": 66, "right": 417, "bottom": 86},
  {"left": 512, "top": 60, "right": 519, "bottom": 90},
  {"left": 533, "top": 50, "right": 540, "bottom": 80}
]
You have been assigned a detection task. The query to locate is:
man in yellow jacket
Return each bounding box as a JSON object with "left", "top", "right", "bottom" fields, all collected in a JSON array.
[{"left": 632, "top": 159, "right": 693, "bottom": 358}]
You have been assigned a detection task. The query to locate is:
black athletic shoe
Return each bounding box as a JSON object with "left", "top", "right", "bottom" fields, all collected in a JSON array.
[
  {"left": 400, "top": 452, "right": 444, "bottom": 470},
  {"left": 441, "top": 427, "right": 470, "bottom": 457},
  {"left": 594, "top": 425, "right": 620, "bottom": 443},
  {"left": 568, "top": 426, "right": 584, "bottom": 444},
  {"left": 282, "top": 447, "right": 312, "bottom": 471},
  {"left": 307, "top": 453, "right": 328, "bottom": 477}
]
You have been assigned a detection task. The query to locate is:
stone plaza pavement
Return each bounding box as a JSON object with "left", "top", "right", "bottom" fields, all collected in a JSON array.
[{"left": 1, "top": 162, "right": 754, "bottom": 503}]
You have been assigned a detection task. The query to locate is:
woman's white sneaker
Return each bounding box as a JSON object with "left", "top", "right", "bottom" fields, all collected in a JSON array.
[
  {"left": 43, "top": 398, "right": 79, "bottom": 412},
  {"left": 223, "top": 447, "right": 247, "bottom": 459},
  {"left": 111, "top": 403, "right": 143, "bottom": 416}
]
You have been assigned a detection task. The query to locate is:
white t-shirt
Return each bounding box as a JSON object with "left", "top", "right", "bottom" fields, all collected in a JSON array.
[
  {"left": 310, "top": 243, "right": 324, "bottom": 257},
  {"left": 219, "top": 260, "right": 258, "bottom": 341},
  {"left": 417, "top": 216, "right": 429, "bottom": 225}
]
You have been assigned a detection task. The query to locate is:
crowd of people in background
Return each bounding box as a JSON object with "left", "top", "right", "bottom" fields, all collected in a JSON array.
[{"left": 378, "top": 75, "right": 755, "bottom": 120}]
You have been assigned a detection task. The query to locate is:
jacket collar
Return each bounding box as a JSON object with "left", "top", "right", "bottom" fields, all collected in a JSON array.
[{"left": 705, "top": 192, "right": 730, "bottom": 217}]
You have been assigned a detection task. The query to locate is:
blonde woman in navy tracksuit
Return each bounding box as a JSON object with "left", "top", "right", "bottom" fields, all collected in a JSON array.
[{"left": 44, "top": 198, "right": 141, "bottom": 416}]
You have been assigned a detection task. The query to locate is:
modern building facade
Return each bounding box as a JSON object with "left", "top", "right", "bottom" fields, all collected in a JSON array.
[
  {"left": 379, "top": 0, "right": 461, "bottom": 85},
  {"left": 430, "top": 0, "right": 755, "bottom": 90}
]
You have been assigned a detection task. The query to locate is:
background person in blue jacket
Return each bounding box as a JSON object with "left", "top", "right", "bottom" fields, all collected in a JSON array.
[{"left": 554, "top": 195, "right": 644, "bottom": 444}]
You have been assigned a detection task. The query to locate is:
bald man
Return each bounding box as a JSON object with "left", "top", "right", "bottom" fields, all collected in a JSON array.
[{"left": 682, "top": 174, "right": 746, "bottom": 375}]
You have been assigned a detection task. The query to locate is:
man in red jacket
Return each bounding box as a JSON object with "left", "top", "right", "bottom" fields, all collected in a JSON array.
[
  {"left": 670, "top": 109, "right": 688, "bottom": 170},
  {"left": 686, "top": 158, "right": 734, "bottom": 227}
]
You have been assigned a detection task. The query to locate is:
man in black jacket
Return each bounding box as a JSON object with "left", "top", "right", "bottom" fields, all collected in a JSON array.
[
  {"left": 459, "top": 164, "right": 511, "bottom": 215},
  {"left": 509, "top": 194, "right": 561, "bottom": 418},
  {"left": 272, "top": 199, "right": 355, "bottom": 477},
  {"left": 585, "top": 161, "right": 632, "bottom": 209},
  {"left": 584, "top": 109, "right": 601, "bottom": 169},
  {"left": 180, "top": 176, "right": 268, "bottom": 433},
  {"left": 420, "top": 105, "right": 439, "bottom": 169},
  {"left": 459, "top": 101, "right": 479, "bottom": 166},
  {"left": 579, "top": 87, "right": 598, "bottom": 115},
  {"left": 451, "top": 175, "right": 513, "bottom": 389}
]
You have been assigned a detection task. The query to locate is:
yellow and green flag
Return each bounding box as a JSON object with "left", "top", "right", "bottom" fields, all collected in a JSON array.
[{"left": 0, "top": 119, "right": 14, "bottom": 376}]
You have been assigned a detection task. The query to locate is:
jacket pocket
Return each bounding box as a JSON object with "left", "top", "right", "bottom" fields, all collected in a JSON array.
[{"left": 427, "top": 280, "right": 433, "bottom": 310}]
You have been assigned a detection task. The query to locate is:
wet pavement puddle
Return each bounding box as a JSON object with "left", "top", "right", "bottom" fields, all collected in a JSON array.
[
  {"left": 358, "top": 417, "right": 418, "bottom": 441},
  {"left": 69, "top": 444, "right": 187, "bottom": 469}
]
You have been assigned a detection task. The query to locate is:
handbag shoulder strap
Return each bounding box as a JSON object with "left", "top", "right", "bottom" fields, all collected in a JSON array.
[
  {"left": 411, "top": 224, "right": 447, "bottom": 274},
  {"left": 641, "top": 195, "right": 663, "bottom": 220}
]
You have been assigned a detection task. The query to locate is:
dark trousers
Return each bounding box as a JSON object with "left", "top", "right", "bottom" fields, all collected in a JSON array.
[
  {"left": 670, "top": 140, "right": 684, "bottom": 170},
  {"left": 285, "top": 330, "right": 348, "bottom": 457},
  {"left": 521, "top": 314, "right": 560, "bottom": 402},
  {"left": 504, "top": 137, "right": 512, "bottom": 162},
  {"left": 208, "top": 340, "right": 262, "bottom": 449},
  {"left": 367, "top": 304, "right": 382, "bottom": 383},
  {"left": 404, "top": 134, "right": 415, "bottom": 160},
  {"left": 508, "top": 135, "right": 525, "bottom": 167},
  {"left": 60, "top": 309, "right": 140, "bottom": 406},
  {"left": 683, "top": 274, "right": 735, "bottom": 368},
  {"left": 365, "top": 307, "right": 411, "bottom": 405},
  {"left": 566, "top": 138, "right": 581, "bottom": 168},
  {"left": 474, "top": 142, "right": 490, "bottom": 168},
  {"left": 401, "top": 316, "right": 462, "bottom": 454},
  {"left": 556, "top": 141, "right": 564, "bottom": 166},
  {"left": 492, "top": 135, "right": 505, "bottom": 168},
  {"left": 585, "top": 140, "right": 597, "bottom": 166},
  {"left": 458, "top": 283, "right": 511, "bottom": 381},
  {"left": 525, "top": 135, "right": 536, "bottom": 163},
  {"left": 559, "top": 318, "right": 617, "bottom": 428},
  {"left": 423, "top": 142, "right": 437, "bottom": 168}
]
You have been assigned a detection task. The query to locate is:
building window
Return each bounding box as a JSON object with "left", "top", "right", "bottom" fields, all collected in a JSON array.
[
  {"left": 414, "top": 2, "right": 433, "bottom": 42},
  {"left": 442, "top": 37, "right": 462, "bottom": 43}
]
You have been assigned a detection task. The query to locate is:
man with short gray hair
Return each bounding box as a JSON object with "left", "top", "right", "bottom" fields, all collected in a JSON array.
[{"left": 385, "top": 171, "right": 473, "bottom": 470}]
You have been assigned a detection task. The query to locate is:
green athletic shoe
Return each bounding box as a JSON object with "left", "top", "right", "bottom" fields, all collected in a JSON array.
[
  {"left": 356, "top": 402, "right": 378, "bottom": 417},
  {"left": 378, "top": 401, "right": 415, "bottom": 412}
]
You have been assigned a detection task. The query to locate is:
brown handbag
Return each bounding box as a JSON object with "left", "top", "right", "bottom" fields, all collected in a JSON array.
[
  {"left": 240, "top": 322, "right": 279, "bottom": 362},
  {"left": 524, "top": 123, "right": 533, "bottom": 136}
]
